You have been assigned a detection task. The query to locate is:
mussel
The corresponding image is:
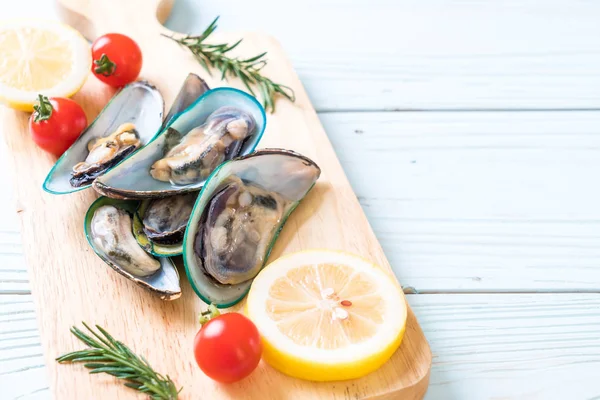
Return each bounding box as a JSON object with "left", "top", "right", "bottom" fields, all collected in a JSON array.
[
  {"left": 91, "top": 204, "right": 161, "bottom": 276},
  {"left": 93, "top": 88, "right": 266, "bottom": 200},
  {"left": 43, "top": 81, "right": 164, "bottom": 194},
  {"left": 84, "top": 197, "right": 181, "bottom": 300},
  {"left": 183, "top": 149, "right": 321, "bottom": 307},
  {"left": 44, "top": 74, "right": 211, "bottom": 194},
  {"left": 132, "top": 192, "right": 197, "bottom": 257}
]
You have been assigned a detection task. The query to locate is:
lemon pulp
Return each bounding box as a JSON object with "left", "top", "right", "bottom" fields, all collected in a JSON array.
[
  {"left": 247, "top": 250, "right": 407, "bottom": 381},
  {"left": 0, "top": 20, "right": 91, "bottom": 111}
]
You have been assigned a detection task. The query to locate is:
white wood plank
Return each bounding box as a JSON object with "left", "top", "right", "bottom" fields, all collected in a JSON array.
[
  {"left": 320, "top": 111, "right": 600, "bottom": 291},
  {"left": 412, "top": 293, "right": 600, "bottom": 400},
  {"left": 165, "top": 0, "right": 600, "bottom": 111},
  {"left": 0, "top": 254, "right": 30, "bottom": 294},
  {"left": 2, "top": 294, "right": 599, "bottom": 399},
  {"left": 0, "top": 296, "right": 49, "bottom": 399},
  {"left": 3, "top": 365, "right": 49, "bottom": 400},
  {"left": 6, "top": 377, "right": 49, "bottom": 400},
  {"left": 6, "top": 0, "right": 600, "bottom": 111},
  {"left": 14, "top": 391, "right": 51, "bottom": 400},
  {"left": 0, "top": 131, "right": 28, "bottom": 295}
]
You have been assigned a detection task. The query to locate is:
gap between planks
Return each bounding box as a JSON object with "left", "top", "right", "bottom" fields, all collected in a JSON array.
[{"left": 318, "top": 108, "right": 600, "bottom": 114}]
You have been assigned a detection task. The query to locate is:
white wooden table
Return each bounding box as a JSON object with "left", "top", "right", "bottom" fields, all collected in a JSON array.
[{"left": 3, "top": 1, "right": 600, "bottom": 399}]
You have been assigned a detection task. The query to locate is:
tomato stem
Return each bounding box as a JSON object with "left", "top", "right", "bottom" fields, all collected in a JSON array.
[
  {"left": 199, "top": 304, "right": 220, "bottom": 326},
  {"left": 94, "top": 54, "right": 116, "bottom": 77},
  {"left": 32, "top": 94, "right": 53, "bottom": 123}
]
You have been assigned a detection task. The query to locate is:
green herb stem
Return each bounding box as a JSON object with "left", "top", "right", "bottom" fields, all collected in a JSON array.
[
  {"left": 57, "top": 322, "right": 180, "bottom": 400},
  {"left": 163, "top": 16, "right": 295, "bottom": 112}
]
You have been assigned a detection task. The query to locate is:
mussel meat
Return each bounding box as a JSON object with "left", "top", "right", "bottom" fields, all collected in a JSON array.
[
  {"left": 142, "top": 192, "right": 197, "bottom": 245},
  {"left": 71, "top": 123, "right": 141, "bottom": 187},
  {"left": 91, "top": 87, "right": 265, "bottom": 200},
  {"left": 195, "top": 176, "right": 288, "bottom": 285},
  {"left": 150, "top": 106, "right": 256, "bottom": 185},
  {"left": 91, "top": 204, "right": 160, "bottom": 276}
]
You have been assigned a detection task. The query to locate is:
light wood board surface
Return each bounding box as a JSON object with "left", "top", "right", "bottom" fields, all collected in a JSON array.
[
  {"left": 3, "top": 1, "right": 600, "bottom": 399},
  {"left": 0, "top": 0, "right": 431, "bottom": 399}
]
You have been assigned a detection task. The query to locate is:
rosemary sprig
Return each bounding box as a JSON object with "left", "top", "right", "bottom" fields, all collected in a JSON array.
[
  {"left": 57, "top": 323, "right": 180, "bottom": 400},
  {"left": 163, "top": 17, "right": 295, "bottom": 112}
]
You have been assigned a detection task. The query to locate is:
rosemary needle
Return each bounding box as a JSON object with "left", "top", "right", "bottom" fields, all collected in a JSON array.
[
  {"left": 163, "top": 16, "right": 295, "bottom": 112},
  {"left": 57, "top": 322, "right": 180, "bottom": 399}
]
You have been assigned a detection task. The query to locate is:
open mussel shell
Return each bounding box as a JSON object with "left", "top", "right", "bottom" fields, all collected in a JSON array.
[
  {"left": 132, "top": 192, "right": 198, "bottom": 257},
  {"left": 92, "top": 88, "right": 267, "bottom": 200},
  {"left": 133, "top": 213, "right": 183, "bottom": 257},
  {"left": 43, "top": 81, "right": 164, "bottom": 195},
  {"left": 162, "top": 73, "right": 210, "bottom": 130},
  {"left": 84, "top": 196, "right": 181, "bottom": 300},
  {"left": 183, "top": 149, "right": 321, "bottom": 307}
]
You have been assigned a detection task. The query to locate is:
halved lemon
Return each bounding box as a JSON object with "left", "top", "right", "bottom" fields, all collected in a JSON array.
[
  {"left": 0, "top": 20, "right": 91, "bottom": 111},
  {"left": 246, "top": 250, "right": 407, "bottom": 381}
]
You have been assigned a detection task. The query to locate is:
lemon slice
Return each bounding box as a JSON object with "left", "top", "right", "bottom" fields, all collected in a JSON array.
[
  {"left": 247, "top": 250, "right": 407, "bottom": 381},
  {"left": 0, "top": 20, "right": 91, "bottom": 111}
]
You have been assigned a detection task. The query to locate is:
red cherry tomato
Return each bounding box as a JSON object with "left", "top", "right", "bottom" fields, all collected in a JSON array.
[
  {"left": 194, "top": 311, "right": 262, "bottom": 383},
  {"left": 29, "top": 95, "right": 87, "bottom": 157},
  {"left": 91, "top": 33, "right": 142, "bottom": 87}
]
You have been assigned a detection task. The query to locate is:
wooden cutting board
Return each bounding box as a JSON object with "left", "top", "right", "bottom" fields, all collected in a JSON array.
[{"left": 0, "top": 0, "right": 431, "bottom": 398}]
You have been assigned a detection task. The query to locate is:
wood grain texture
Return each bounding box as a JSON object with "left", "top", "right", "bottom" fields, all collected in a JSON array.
[
  {"left": 165, "top": 0, "right": 600, "bottom": 111},
  {"left": 5, "top": 293, "right": 600, "bottom": 400},
  {"left": 0, "top": 0, "right": 431, "bottom": 398}
]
